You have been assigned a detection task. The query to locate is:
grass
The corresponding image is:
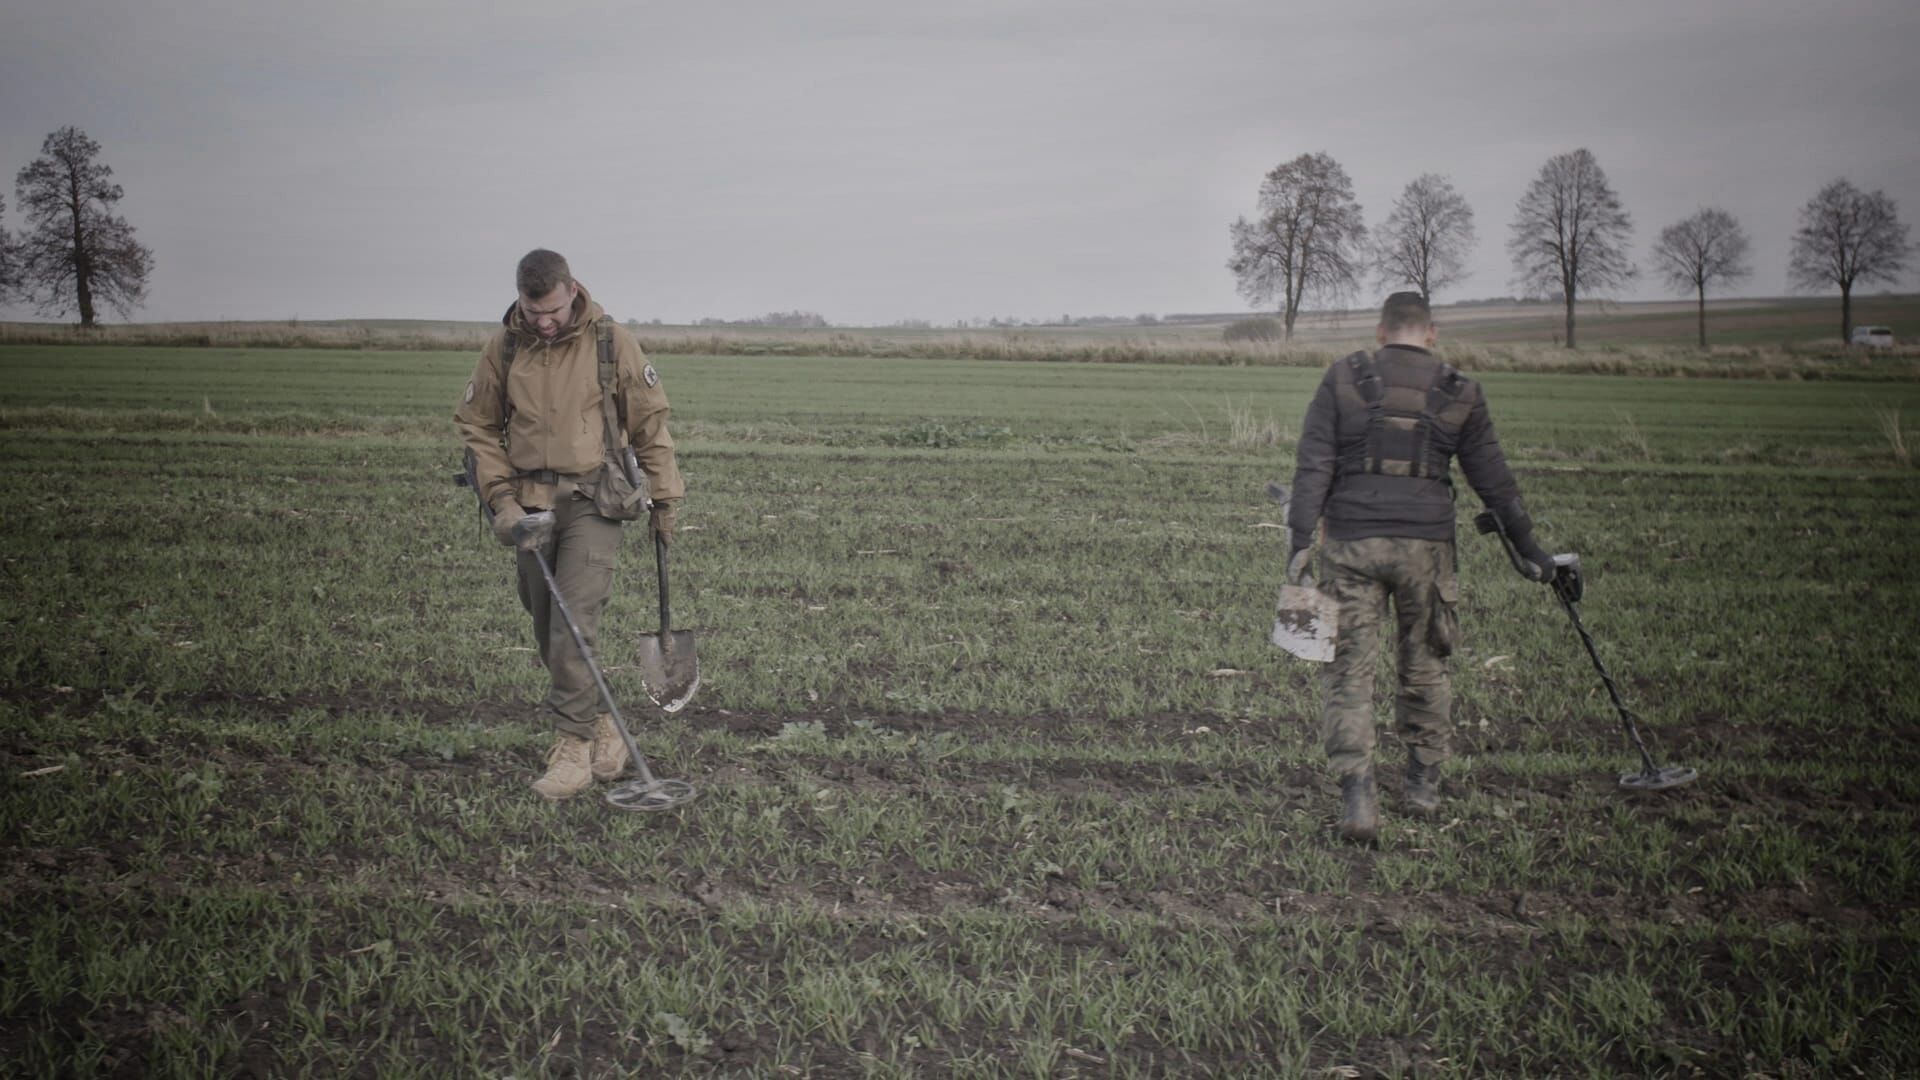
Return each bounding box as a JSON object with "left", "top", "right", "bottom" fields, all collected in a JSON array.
[{"left": 2, "top": 344, "right": 1919, "bottom": 1075}]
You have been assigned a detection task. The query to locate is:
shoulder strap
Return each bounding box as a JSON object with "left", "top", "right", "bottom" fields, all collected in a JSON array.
[
  {"left": 1411, "top": 362, "right": 1469, "bottom": 479},
  {"left": 1346, "top": 350, "right": 1382, "bottom": 403},
  {"left": 1347, "top": 350, "right": 1386, "bottom": 473},
  {"left": 497, "top": 330, "right": 518, "bottom": 428},
  {"left": 595, "top": 316, "right": 627, "bottom": 452}
]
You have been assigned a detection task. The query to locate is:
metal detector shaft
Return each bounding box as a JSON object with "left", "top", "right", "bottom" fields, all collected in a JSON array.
[
  {"left": 1553, "top": 589, "right": 1660, "bottom": 776},
  {"left": 526, "top": 547, "right": 661, "bottom": 787},
  {"left": 1474, "top": 507, "right": 1686, "bottom": 784}
]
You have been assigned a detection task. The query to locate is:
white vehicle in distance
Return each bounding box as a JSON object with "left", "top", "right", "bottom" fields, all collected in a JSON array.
[{"left": 1850, "top": 325, "right": 1894, "bottom": 349}]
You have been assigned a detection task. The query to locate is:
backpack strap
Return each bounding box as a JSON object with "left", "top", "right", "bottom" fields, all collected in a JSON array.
[
  {"left": 595, "top": 316, "right": 628, "bottom": 453},
  {"left": 497, "top": 329, "right": 519, "bottom": 428},
  {"left": 1346, "top": 350, "right": 1386, "bottom": 474},
  {"left": 1411, "top": 363, "right": 1469, "bottom": 479}
]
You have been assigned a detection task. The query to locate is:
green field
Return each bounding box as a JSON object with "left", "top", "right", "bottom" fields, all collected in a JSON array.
[
  {"left": 3, "top": 345, "right": 1919, "bottom": 1076},
  {"left": 7, "top": 293, "right": 1918, "bottom": 371}
]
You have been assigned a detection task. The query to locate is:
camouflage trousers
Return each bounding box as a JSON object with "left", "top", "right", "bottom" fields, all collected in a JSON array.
[
  {"left": 516, "top": 493, "right": 624, "bottom": 741},
  {"left": 1317, "top": 536, "right": 1460, "bottom": 779}
]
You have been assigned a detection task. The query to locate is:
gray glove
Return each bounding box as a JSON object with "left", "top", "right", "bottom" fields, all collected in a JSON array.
[
  {"left": 490, "top": 500, "right": 527, "bottom": 548},
  {"left": 511, "top": 509, "right": 556, "bottom": 552},
  {"left": 650, "top": 500, "right": 678, "bottom": 547}
]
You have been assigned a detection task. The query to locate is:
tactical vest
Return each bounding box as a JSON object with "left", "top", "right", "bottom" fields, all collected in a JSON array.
[{"left": 1336, "top": 349, "right": 1471, "bottom": 481}]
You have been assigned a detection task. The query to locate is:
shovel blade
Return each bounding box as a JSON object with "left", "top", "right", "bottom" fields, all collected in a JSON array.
[
  {"left": 636, "top": 630, "right": 700, "bottom": 713},
  {"left": 1271, "top": 583, "right": 1338, "bottom": 663},
  {"left": 1619, "top": 765, "right": 1698, "bottom": 791}
]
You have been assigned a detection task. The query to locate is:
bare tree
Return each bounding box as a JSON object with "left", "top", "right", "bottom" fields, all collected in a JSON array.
[
  {"left": 1228, "top": 152, "right": 1366, "bottom": 341},
  {"left": 0, "top": 194, "right": 17, "bottom": 298},
  {"left": 1507, "top": 148, "right": 1634, "bottom": 348},
  {"left": 1372, "top": 173, "right": 1476, "bottom": 302},
  {"left": 1787, "top": 179, "right": 1912, "bottom": 343},
  {"left": 1650, "top": 208, "right": 1752, "bottom": 348},
  {"left": 14, "top": 126, "right": 154, "bottom": 327}
]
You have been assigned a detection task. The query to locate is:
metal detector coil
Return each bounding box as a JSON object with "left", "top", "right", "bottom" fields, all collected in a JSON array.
[{"left": 526, "top": 543, "right": 700, "bottom": 813}]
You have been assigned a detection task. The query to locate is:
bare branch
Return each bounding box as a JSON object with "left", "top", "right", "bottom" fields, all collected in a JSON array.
[
  {"left": 1787, "top": 178, "right": 1911, "bottom": 341},
  {"left": 1371, "top": 173, "right": 1476, "bottom": 302},
  {"left": 1227, "top": 152, "right": 1366, "bottom": 341},
  {"left": 1507, "top": 148, "right": 1634, "bottom": 347},
  {"left": 0, "top": 194, "right": 17, "bottom": 297},
  {"left": 13, "top": 125, "right": 154, "bottom": 326},
  {"left": 1650, "top": 207, "right": 1751, "bottom": 347}
]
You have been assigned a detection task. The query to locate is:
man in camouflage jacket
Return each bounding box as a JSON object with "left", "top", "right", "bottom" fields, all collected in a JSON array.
[{"left": 1287, "top": 292, "right": 1558, "bottom": 842}]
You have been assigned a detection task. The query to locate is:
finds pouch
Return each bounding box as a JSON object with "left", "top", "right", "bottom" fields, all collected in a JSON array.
[{"left": 592, "top": 447, "right": 650, "bottom": 521}]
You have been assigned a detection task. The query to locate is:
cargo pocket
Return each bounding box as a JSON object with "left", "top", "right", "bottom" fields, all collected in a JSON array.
[{"left": 1429, "top": 578, "right": 1460, "bottom": 658}]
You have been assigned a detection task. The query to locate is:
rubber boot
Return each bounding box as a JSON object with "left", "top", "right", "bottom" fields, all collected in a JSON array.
[
  {"left": 531, "top": 733, "right": 594, "bottom": 800},
  {"left": 1405, "top": 758, "right": 1442, "bottom": 817},
  {"left": 590, "top": 712, "right": 631, "bottom": 782},
  {"left": 1338, "top": 765, "right": 1380, "bottom": 845}
]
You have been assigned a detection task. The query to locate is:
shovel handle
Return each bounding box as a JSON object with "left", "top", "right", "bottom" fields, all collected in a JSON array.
[{"left": 654, "top": 529, "right": 672, "bottom": 634}]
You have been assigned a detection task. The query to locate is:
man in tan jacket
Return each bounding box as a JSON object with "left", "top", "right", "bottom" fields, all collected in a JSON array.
[{"left": 455, "top": 249, "right": 684, "bottom": 799}]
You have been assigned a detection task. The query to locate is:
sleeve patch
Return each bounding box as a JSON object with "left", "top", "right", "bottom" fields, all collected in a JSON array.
[
  {"left": 464, "top": 380, "right": 475, "bottom": 403},
  {"left": 642, "top": 363, "right": 659, "bottom": 388}
]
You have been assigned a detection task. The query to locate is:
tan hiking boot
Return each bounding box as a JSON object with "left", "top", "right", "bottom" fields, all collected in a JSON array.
[
  {"left": 591, "top": 712, "right": 630, "bottom": 782},
  {"left": 531, "top": 733, "right": 594, "bottom": 800}
]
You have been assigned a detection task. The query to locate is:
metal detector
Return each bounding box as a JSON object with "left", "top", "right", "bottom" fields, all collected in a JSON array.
[
  {"left": 460, "top": 452, "right": 697, "bottom": 811},
  {"left": 1474, "top": 509, "right": 1698, "bottom": 791}
]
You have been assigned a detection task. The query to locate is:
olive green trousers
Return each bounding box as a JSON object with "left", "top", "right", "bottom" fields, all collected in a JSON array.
[
  {"left": 1317, "top": 536, "right": 1459, "bottom": 779},
  {"left": 516, "top": 493, "right": 624, "bottom": 740}
]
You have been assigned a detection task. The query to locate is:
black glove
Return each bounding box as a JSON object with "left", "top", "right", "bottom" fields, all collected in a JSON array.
[
  {"left": 1513, "top": 534, "right": 1555, "bottom": 583},
  {"left": 1286, "top": 542, "right": 1312, "bottom": 585}
]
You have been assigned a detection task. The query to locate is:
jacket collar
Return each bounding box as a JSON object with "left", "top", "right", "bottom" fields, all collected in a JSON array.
[{"left": 501, "top": 285, "right": 601, "bottom": 348}]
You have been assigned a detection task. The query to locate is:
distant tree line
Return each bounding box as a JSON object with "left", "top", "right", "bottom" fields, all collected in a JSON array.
[
  {"left": 2, "top": 126, "right": 154, "bottom": 327},
  {"left": 1227, "top": 150, "right": 1914, "bottom": 347},
  {"left": 695, "top": 310, "right": 831, "bottom": 329}
]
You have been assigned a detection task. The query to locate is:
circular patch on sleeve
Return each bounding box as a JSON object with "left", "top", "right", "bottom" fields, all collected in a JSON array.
[
  {"left": 464, "top": 380, "right": 475, "bottom": 403},
  {"left": 642, "top": 363, "right": 659, "bottom": 388}
]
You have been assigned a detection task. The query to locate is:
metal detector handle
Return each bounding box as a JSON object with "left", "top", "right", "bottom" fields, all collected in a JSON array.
[
  {"left": 1473, "top": 509, "right": 1551, "bottom": 582},
  {"left": 654, "top": 530, "right": 673, "bottom": 634},
  {"left": 460, "top": 447, "right": 496, "bottom": 530}
]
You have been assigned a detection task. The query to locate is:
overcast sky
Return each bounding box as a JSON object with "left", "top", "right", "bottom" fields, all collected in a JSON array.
[{"left": 3, "top": 0, "right": 1916, "bottom": 326}]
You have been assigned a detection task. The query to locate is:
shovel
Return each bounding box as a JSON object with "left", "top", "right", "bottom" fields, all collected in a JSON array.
[
  {"left": 635, "top": 531, "right": 700, "bottom": 712},
  {"left": 1264, "top": 482, "right": 1338, "bottom": 663},
  {"left": 1272, "top": 578, "right": 1339, "bottom": 662}
]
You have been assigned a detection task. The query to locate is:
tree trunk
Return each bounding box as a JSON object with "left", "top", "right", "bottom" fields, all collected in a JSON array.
[
  {"left": 74, "top": 241, "right": 95, "bottom": 328},
  {"left": 1563, "top": 289, "right": 1577, "bottom": 349},
  {"left": 69, "top": 173, "right": 97, "bottom": 328},
  {"left": 1696, "top": 281, "right": 1707, "bottom": 349},
  {"left": 1841, "top": 284, "right": 1852, "bottom": 345}
]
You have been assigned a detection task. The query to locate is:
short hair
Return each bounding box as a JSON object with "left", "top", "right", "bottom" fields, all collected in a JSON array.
[
  {"left": 1378, "top": 292, "right": 1432, "bottom": 335},
  {"left": 516, "top": 249, "right": 573, "bottom": 298}
]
